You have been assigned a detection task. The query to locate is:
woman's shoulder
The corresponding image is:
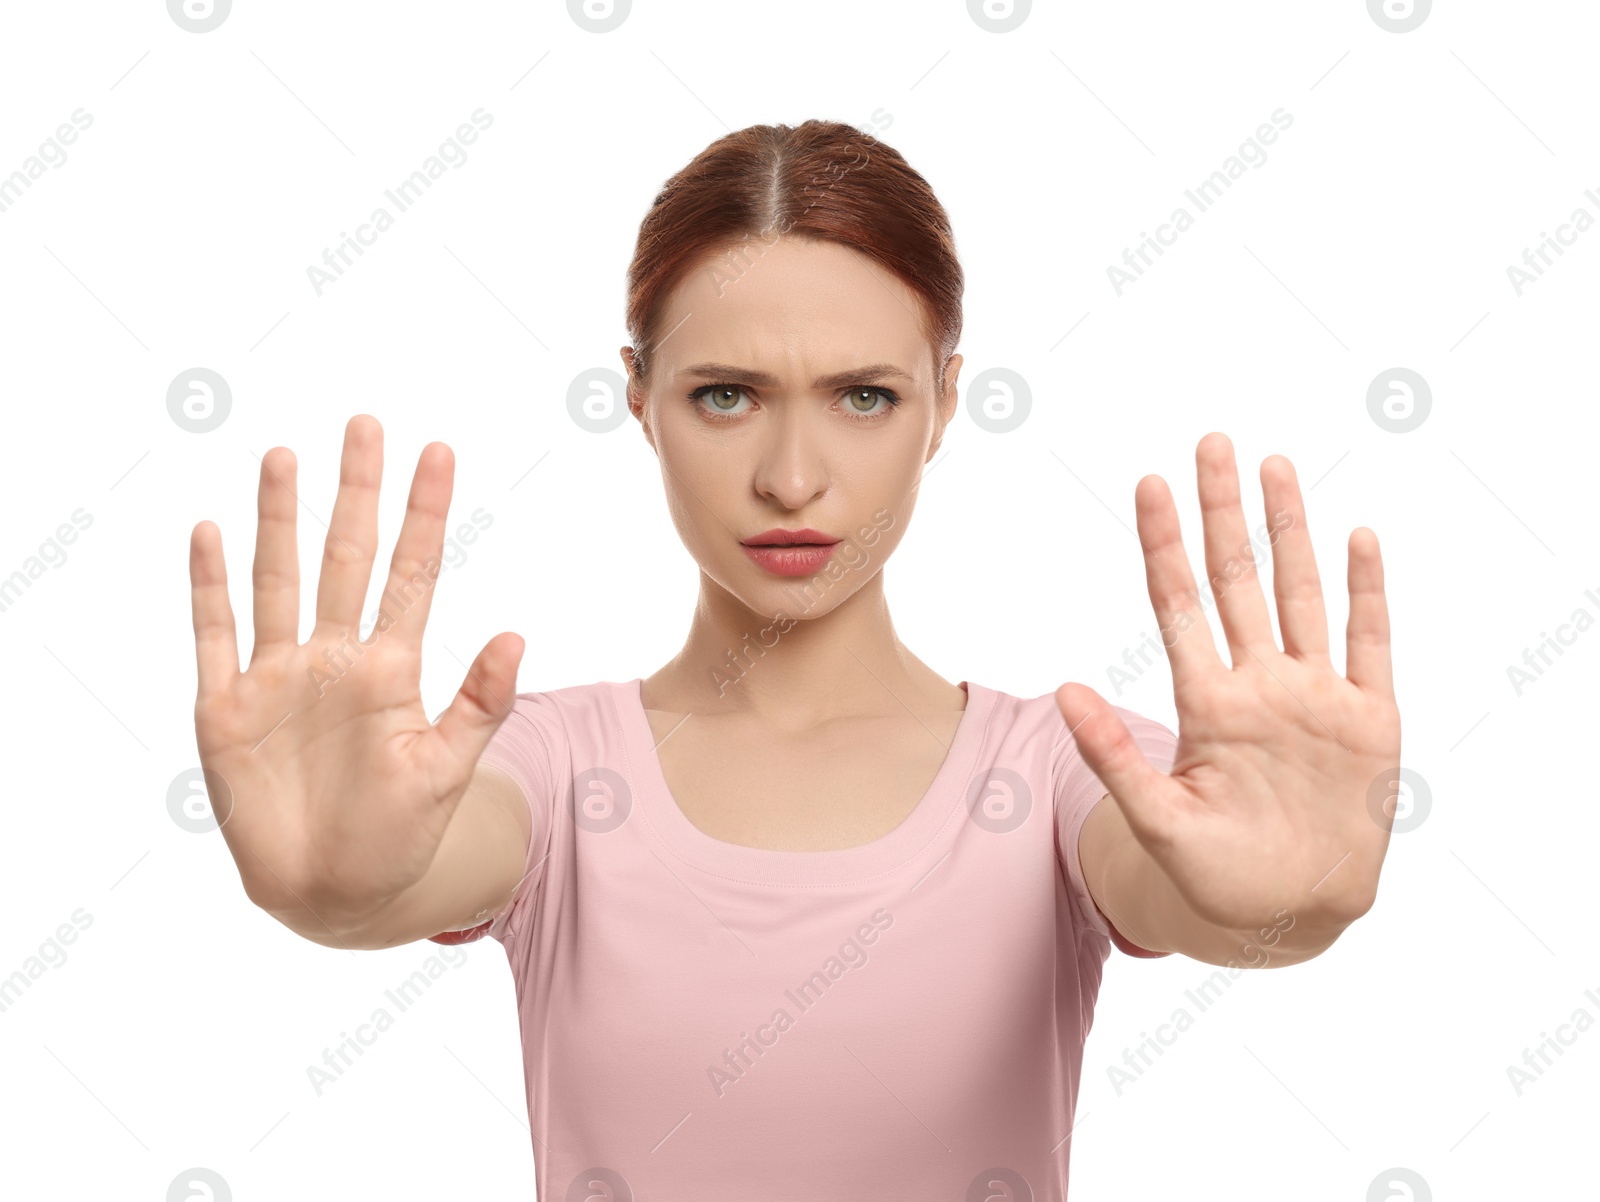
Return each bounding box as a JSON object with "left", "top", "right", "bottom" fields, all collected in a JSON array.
[
  {"left": 975, "top": 680, "right": 1178, "bottom": 767},
  {"left": 504, "top": 676, "right": 636, "bottom": 704},
  {"left": 500, "top": 678, "right": 632, "bottom": 720},
  {"left": 494, "top": 677, "right": 643, "bottom": 747}
]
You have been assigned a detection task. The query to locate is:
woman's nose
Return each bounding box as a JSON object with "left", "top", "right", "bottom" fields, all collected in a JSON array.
[{"left": 751, "top": 413, "right": 828, "bottom": 509}]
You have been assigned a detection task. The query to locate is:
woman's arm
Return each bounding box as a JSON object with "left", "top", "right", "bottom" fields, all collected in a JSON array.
[
  {"left": 287, "top": 763, "right": 531, "bottom": 950},
  {"left": 1079, "top": 788, "right": 1356, "bottom": 968},
  {"left": 1055, "top": 432, "right": 1400, "bottom": 964}
]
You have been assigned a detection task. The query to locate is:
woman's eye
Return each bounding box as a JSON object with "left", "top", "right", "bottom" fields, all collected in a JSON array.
[
  {"left": 843, "top": 388, "right": 897, "bottom": 416},
  {"left": 687, "top": 384, "right": 900, "bottom": 421},
  {"left": 689, "top": 385, "right": 751, "bottom": 418}
]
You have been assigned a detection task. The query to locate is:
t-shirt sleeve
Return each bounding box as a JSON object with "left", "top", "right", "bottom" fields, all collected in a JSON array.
[
  {"left": 427, "top": 691, "right": 564, "bottom": 947},
  {"left": 1052, "top": 703, "right": 1180, "bottom": 957}
]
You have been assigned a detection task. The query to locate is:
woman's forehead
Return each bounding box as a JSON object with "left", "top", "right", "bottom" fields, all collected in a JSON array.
[{"left": 655, "top": 241, "right": 931, "bottom": 378}]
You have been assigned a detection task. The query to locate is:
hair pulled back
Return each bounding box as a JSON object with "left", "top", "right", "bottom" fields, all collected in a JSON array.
[{"left": 624, "top": 119, "right": 963, "bottom": 397}]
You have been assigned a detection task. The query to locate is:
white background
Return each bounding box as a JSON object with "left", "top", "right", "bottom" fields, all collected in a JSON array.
[{"left": 1, "top": 1, "right": 1595, "bottom": 1198}]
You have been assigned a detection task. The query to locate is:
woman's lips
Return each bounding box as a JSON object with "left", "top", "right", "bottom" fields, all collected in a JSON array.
[{"left": 739, "top": 542, "right": 839, "bottom": 577}]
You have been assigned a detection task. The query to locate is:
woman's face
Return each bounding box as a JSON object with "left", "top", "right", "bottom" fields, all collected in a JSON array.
[{"left": 623, "top": 235, "right": 961, "bottom": 620}]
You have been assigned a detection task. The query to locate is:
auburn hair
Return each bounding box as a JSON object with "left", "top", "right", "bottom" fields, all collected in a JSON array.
[{"left": 623, "top": 119, "right": 963, "bottom": 401}]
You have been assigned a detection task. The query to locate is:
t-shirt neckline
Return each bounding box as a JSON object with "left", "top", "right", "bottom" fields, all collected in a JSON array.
[{"left": 611, "top": 676, "right": 994, "bottom": 886}]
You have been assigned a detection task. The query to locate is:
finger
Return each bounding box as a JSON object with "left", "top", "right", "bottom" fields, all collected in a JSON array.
[
  {"left": 1196, "top": 432, "right": 1277, "bottom": 665},
  {"left": 251, "top": 446, "right": 300, "bottom": 661},
  {"left": 424, "top": 632, "right": 526, "bottom": 791},
  {"left": 1054, "top": 682, "right": 1185, "bottom": 847},
  {"left": 314, "top": 415, "right": 384, "bottom": 635},
  {"left": 1344, "top": 527, "right": 1393, "bottom": 697},
  {"left": 1134, "top": 473, "right": 1226, "bottom": 687},
  {"left": 369, "top": 442, "right": 455, "bottom": 651},
  {"left": 190, "top": 520, "right": 240, "bottom": 697},
  {"left": 1260, "top": 454, "right": 1330, "bottom": 665}
]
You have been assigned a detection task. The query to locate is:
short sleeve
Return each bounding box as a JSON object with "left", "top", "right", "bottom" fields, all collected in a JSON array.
[
  {"left": 1052, "top": 704, "right": 1179, "bottom": 957},
  {"left": 427, "top": 691, "right": 565, "bottom": 947}
]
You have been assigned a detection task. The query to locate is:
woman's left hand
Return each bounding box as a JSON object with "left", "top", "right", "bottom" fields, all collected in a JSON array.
[{"left": 1055, "top": 432, "right": 1402, "bottom": 938}]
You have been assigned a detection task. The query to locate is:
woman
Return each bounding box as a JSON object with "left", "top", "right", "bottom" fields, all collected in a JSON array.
[{"left": 188, "top": 120, "right": 1400, "bottom": 1200}]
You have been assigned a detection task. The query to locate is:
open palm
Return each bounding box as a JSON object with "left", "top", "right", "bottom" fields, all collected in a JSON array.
[{"left": 1056, "top": 432, "right": 1401, "bottom": 936}]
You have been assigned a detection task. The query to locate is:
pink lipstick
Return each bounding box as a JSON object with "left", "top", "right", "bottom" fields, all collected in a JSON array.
[{"left": 740, "top": 527, "right": 841, "bottom": 577}]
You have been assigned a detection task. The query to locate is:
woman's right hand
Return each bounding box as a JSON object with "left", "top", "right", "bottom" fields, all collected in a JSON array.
[{"left": 187, "top": 414, "right": 525, "bottom": 940}]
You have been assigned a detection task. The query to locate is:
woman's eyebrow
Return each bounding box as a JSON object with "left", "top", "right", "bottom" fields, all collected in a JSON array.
[{"left": 680, "top": 362, "right": 913, "bottom": 389}]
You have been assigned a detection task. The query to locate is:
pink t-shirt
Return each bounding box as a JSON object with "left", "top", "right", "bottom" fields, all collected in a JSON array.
[{"left": 431, "top": 677, "right": 1179, "bottom": 1201}]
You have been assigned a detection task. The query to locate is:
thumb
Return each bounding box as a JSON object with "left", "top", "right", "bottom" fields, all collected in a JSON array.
[
  {"left": 1054, "top": 681, "right": 1179, "bottom": 845},
  {"left": 427, "top": 631, "right": 526, "bottom": 784}
]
